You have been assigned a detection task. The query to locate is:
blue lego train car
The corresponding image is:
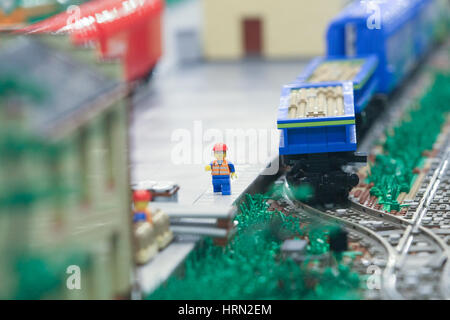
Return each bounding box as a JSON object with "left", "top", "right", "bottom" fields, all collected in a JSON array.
[
  {"left": 326, "top": 0, "right": 439, "bottom": 93},
  {"left": 279, "top": 0, "right": 444, "bottom": 202},
  {"left": 278, "top": 80, "right": 365, "bottom": 201},
  {"left": 296, "top": 56, "right": 379, "bottom": 114},
  {"left": 278, "top": 81, "right": 357, "bottom": 155}
]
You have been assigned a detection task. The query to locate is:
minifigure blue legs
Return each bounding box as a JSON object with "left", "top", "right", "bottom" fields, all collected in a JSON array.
[
  {"left": 212, "top": 175, "right": 231, "bottom": 195},
  {"left": 205, "top": 143, "right": 236, "bottom": 196}
]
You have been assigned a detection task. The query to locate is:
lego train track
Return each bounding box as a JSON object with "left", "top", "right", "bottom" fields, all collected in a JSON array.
[
  {"left": 396, "top": 148, "right": 450, "bottom": 299},
  {"left": 275, "top": 177, "right": 399, "bottom": 299},
  {"left": 276, "top": 163, "right": 449, "bottom": 299},
  {"left": 349, "top": 199, "right": 448, "bottom": 299},
  {"left": 290, "top": 195, "right": 448, "bottom": 299},
  {"left": 344, "top": 145, "right": 450, "bottom": 298},
  {"left": 342, "top": 44, "right": 450, "bottom": 299},
  {"left": 277, "top": 127, "right": 450, "bottom": 299},
  {"left": 325, "top": 145, "right": 450, "bottom": 299},
  {"left": 351, "top": 139, "right": 450, "bottom": 298},
  {"left": 292, "top": 202, "right": 400, "bottom": 299},
  {"left": 279, "top": 75, "right": 450, "bottom": 299}
]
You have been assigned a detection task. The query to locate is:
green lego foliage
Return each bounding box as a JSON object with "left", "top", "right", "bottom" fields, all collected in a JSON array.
[
  {"left": 0, "top": 74, "right": 86, "bottom": 299},
  {"left": 0, "top": 75, "right": 68, "bottom": 212},
  {"left": 307, "top": 227, "right": 330, "bottom": 256},
  {"left": 0, "top": 74, "right": 46, "bottom": 102},
  {"left": 367, "top": 72, "right": 450, "bottom": 211},
  {"left": 267, "top": 182, "right": 314, "bottom": 202},
  {"left": 13, "top": 250, "right": 91, "bottom": 299},
  {"left": 148, "top": 194, "right": 361, "bottom": 300}
]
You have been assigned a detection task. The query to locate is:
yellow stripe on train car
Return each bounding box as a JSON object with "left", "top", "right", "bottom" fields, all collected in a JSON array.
[{"left": 277, "top": 119, "right": 355, "bottom": 129}]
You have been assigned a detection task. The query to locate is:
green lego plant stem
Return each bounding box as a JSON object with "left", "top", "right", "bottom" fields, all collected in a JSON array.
[
  {"left": 13, "top": 250, "right": 91, "bottom": 299},
  {"left": 367, "top": 72, "right": 450, "bottom": 211},
  {"left": 148, "top": 194, "right": 361, "bottom": 300},
  {"left": 0, "top": 75, "right": 69, "bottom": 213}
]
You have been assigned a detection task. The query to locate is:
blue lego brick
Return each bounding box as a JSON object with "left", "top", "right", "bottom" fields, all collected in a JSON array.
[
  {"left": 353, "top": 73, "right": 378, "bottom": 114},
  {"left": 277, "top": 81, "right": 355, "bottom": 128},
  {"left": 133, "top": 212, "right": 147, "bottom": 223},
  {"left": 296, "top": 56, "right": 378, "bottom": 89},
  {"left": 305, "top": 127, "right": 327, "bottom": 154},
  {"left": 277, "top": 81, "right": 357, "bottom": 156},
  {"left": 279, "top": 121, "right": 357, "bottom": 156},
  {"left": 295, "top": 55, "right": 378, "bottom": 114},
  {"left": 278, "top": 123, "right": 355, "bottom": 156}
]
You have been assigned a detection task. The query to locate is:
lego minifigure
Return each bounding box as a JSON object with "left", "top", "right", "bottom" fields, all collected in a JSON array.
[
  {"left": 132, "top": 190, "right": 153, "bottom": 224},
  {"left": 132, "top": 189, "right": 174, "bottom": 264},
  {"left": 152, "top": 208, "right": 174, "bottom": 249},
  {"left": 205, "top": 143, "right": 237, "bottom": 195},
  {"left": 132, "top": 190, "right": 157, "bottom": 264}
]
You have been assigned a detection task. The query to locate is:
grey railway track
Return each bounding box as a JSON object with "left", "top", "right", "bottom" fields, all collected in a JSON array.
[
  {"left": 297, "top": 203, "right": 402, "bottom": 299},
  {"left": 329, "top": 45, "right": 449, "bottom": 299},
  {"left": 279, "top": 178, "right": 448, "bottom": 299},
  {"left": 277, "top": 177, "right": 401, "bottom": 299},
  {"left": 307, "top": 147, "right": 450, "bottom": 299},
  {"left": 350, "top": 199, "right": 448, "bottom": 299},
  {"left": 276, "top": 125, "right": 450, "bottom": 299},
  {"left": 308, "top": 146, "right": 449, "bottom": 299},
  {"left": 396, "top": 147, "right": 450, "bottom": 299},
  {"left": 276, "top": 144, "right": 450, "bottom": 299}
]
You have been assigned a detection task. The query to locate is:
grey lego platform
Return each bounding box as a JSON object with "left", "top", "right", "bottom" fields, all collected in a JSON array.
[
  {"left": 132, "top": 58, "right": 307, "bottom": 297},
  {"left": 136, "top": 237, "right": 198, "bottom": 295},
  {"left": 131, "top": 61, "right": 306, "bottom": 204},
  {"left": 131, "top": 0, "right": 307, "bottom": 207},
  {"left": 192, "top": 163, "right": 270, "bottom": 206},
  {"left": 131, "top": 0, "right": 310, "bottom": 297},
  {"left": 132, "top": 59, "right": 305, "bottom": 296}
]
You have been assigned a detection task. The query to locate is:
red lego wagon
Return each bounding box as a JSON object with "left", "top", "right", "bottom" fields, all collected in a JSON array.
[{"left": 23, "top": 0, "right": 163, "bottom": 82}]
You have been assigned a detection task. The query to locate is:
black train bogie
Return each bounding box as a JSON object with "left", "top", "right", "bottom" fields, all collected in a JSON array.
[{"left": 283, "top": 151, "right": 366, "bottom": 203}]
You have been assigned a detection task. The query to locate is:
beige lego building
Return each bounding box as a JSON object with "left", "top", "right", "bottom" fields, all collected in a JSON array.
[
  {"left": 0, "top": 36, "right": 133, "bottom": 299},
  {"left": 202, "top": 0, "right": 350, "bottom": 59}
]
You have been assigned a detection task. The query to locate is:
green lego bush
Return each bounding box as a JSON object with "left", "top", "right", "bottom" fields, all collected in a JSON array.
[
  {"left": 148, "top": 194, "right": 361, "bottom": 300},
  {"left": 367, "top": 72, "right": 450, "bottom": 211}
]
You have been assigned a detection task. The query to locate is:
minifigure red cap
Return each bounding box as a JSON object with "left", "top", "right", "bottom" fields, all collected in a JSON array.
[
  {"left": 213, "top": 143, "right": 227, "bottom": 152},
  {"left": 133, "top": 190, "right": 152, "bottom": 202}
]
